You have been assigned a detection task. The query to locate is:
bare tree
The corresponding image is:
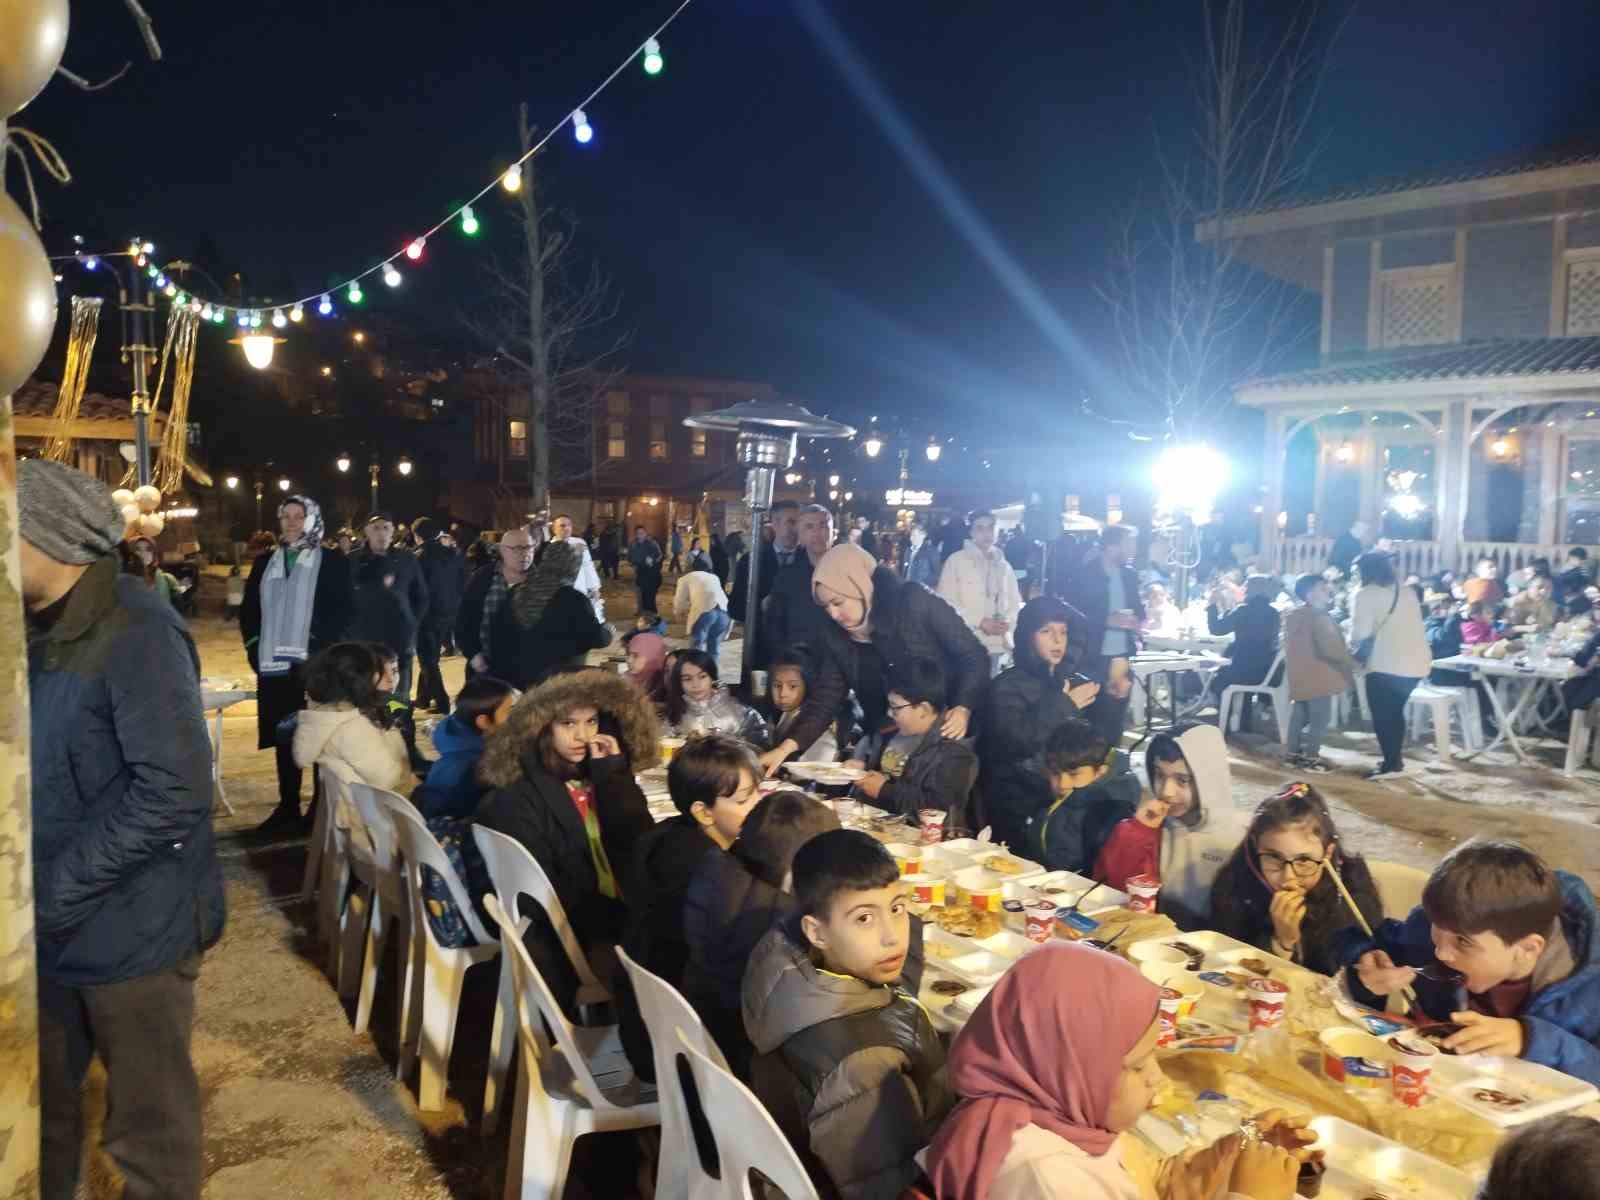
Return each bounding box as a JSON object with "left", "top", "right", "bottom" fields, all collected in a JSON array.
[
  {"left": 1097, "top": 0, "right": 1347, "bottom": 441},
  {"left": 462, "top": 103, "right": 629, "bottom": 518}
]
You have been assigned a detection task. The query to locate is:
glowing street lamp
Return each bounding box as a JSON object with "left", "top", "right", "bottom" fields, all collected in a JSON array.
[
  {"left": 863, "top": 433, "right": 883, "bottom": 458},
  {"left": 336, "top": 452, "right": 352, "bottom": 473},
  {"left": 925, "top": 439, "right": 942, "bottom": 462},
  {"left": 277, "top": 477, "right": 291, "bottom": 492},
  {"left": 396, "top": 455, "right": 414, "bottom": 477},
  {"left": 224, "top": 475, "right": 240, "bottom": 490},
  {"left": 230, "top": 329, "right": 285, "bottom": 370}
]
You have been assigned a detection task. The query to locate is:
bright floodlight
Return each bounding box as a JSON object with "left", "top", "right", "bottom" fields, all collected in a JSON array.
[
  {"left": 926, "top": 440, "right": 942, "bottom": 462},
  {"left": 1388, "top": 493, "right": 1425, "bottom": 520},
  {"left": 1154, "top": 443, "right": 1228, "bottom": 518},
  {"left": 864, "top": 433, "right": 883, "bottom": 457}
]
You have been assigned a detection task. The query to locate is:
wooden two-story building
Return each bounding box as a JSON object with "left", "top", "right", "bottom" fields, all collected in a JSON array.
[{"left": 1209, "top": 143, "right": 1600, "bottom": 579}]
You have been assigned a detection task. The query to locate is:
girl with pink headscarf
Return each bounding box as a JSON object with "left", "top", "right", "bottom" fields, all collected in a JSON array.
[
  {"left": 923, "top": 943, "right": 1313, "bottom": 1200},
  {"left": 624, "top": 631, "right": 668, "bottom": 707}
]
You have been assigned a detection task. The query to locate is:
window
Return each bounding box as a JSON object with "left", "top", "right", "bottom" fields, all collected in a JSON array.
[
  {"left": 509, "top": 419, "right": 527, "bottom": 459},
  {"left": 605, "top": 391, "right": 628, "bottom": 459},
  {"left": 648, "top": 393, "right": 670, "bottom": 417},
  {"left": 649, "top": 420, "right": 670, "bottom": 461},
  {"left": 1566, "top": 250, "right": 1600, "bottom": 336},
  {"left": 690, "top": 396, "right": 711, "bottom": 458},
  {"left": 1564, "top": 437, "right": 1600, "bottom": 542},
  {"left": 1378, "top": 264, "right": 1454, "bottom": 348}
]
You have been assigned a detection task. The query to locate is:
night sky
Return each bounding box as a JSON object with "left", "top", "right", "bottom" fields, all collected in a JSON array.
[{"left": 27, "top": 0, "right": 1600, "bottom": 428}]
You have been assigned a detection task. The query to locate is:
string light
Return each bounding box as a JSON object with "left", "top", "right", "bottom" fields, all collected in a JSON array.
[
  {"left": 212, "top": 308, "right": 227, "bottom": 324},
  {"left": 290, "top": 304, "right": 304, "bottom": 322},
  {"left": 272, "top": 308, "right": 287, "bottom": 328},
  {"left": 201, "top": 303, "right": 214, "bottom": 320},
  {"left": 83, "top": 256, "right": 98, "bottom": 270},
  {"left": 237, "top": 311, "right": 250, "bottom": 328},
  {"left": 155, "top": 273, "right": 169, "bottom": 289},
  {"left": 642, "top": 37, "right": 663, "bottom": 74},
  {"left": 347, "top": 281, "right": 364, "bottom": 304},
  {"left": 405, "top": 237, "right": 425, "bottom": 260},
  {"left": 163, "top": 282, "right": 177, "bottom": 297},
  {"left": 383, "top": 262, "right": 402, "bottom": 287},
  {"left": 501, "top": 163, "right": 523, "bottom": 192},
  {"left": 250, "top": 311, "right": 264, "bottom": 328},
  {"left": 573, "top": 109, "right": 593, "bottom": 144},
  {"left": 141, "top": 241, "right": 154, "bottom": 254},
  {"left": 460, "top": 206, "right": 479, "bottom": 235},
  {"left": 317, "top": 294, "right": 333, "bottom": 316}
]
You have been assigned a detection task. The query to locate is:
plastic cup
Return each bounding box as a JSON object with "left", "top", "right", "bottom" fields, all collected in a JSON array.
[
  {"left": 751, "top": 669, "right": 768, "bottom": 697},
  {"left": 1025, "top": 899, "right": 1058, "bottom": 944},
  {"left": 886, "top": 844, "right": 922, "bottom": 876},
  {"left": 965, "top": 884, "right": 1004, "bottom": 913},
  {"left": 1319, "top": 1026, "right": 1390, "bottom": 1089},
  {"left": 1125, "top": 873, "right": 1161, "bottom": 914},
  {"left": 1246, "top": 976, "right": 1290, "bottom": 1031},
  {"left": 918, "top": 808, "right": 949, "bottom": 845},
  {"left": 659, "top": 736, "right": 686, "bottom": 764},
  {"left": 904, "top": 874, "right": 946, "bottom": 906},
  {"left": 1156, "top": 987, "right": 1183, "bottom": 1048},
  {"left": 1388, "top": 1033, "right": 1436, "bottom": 1108}
]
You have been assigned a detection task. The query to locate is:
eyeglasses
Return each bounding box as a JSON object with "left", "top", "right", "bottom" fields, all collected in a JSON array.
[
  {"left": 1256, "top": 851, "right": 1326, "bottom": 879},
  {"left": 886, "top": 700, "right": 920, "bottom": 714}
]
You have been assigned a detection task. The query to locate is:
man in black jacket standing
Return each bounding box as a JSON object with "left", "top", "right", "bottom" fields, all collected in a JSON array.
[
  {"left": 20, "top": 460, "right": 224, "bottom": 1200},
  {"left": 762, "top": 504, "right": 835, "bottom": 659},
  {"left": 413, "top": 516, "right": 464, "bottom": 712},
  {"left": 349, "top": 512, "right": 430, "bottom": 701},
  {"left": 1061, "top": 525, "right": 1144, "bottom": 745}
]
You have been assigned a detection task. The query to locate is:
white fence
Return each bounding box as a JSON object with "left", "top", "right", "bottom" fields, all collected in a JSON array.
[{"left": 1276, "top": 538, "right": 1595, "bottom": 580}]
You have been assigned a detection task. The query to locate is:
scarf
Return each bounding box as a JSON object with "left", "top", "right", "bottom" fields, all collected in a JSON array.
[
  {"left": 513, "top": 540, "right": 579, "bottom": 628},
  {"left": 280, "top": 494, "right": 325, "bottom": 551},
  {"left": 625, "top": 632, "right": 667, "bottom": 696},
  {"left": 257, "top": 544, "right": 323, "bottom": 676},
  {"left": 812, "top": 543, "right": 878, "bottom": 643},
  {"left": 923, "top": 943, "right": 1160, "bottom": 1200},
  {"left": 480, "top": 569, "right": 510, "bottom": 652}
]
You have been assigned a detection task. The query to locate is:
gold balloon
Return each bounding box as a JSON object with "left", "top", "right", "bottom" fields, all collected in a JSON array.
[
  {"left": 0, "top": 0, "right": 70, "bottom": 117},
  {"left": 0, "top": 190, "right": 57, "bottom": 395}
]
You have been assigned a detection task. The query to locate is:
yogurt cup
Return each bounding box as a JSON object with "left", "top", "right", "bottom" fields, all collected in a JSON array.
[
  {"left": 963, "top": 884, "right": 1005, "bottom": 913},
  {"left": 1245, "top": 976, "right": 1289, "bottom": 1031},
  {"left": 1319, "top": 1026, "right": 1391, "bottom": 1088},
  {"left": 1387, "top": 1033, "right": 1437, "bottom": 1108},
  {"left": 918, "top": 808, "right": 949, "bottom": 845},
  {"left": 904, "top": 874, "right": 946, "bottom": 906},
  {"left": 1125, "top": 873, "right": 1161, "bottom": 914},
  {"left": 886, "top": 844, "right": 922, "bottom": 876},
  {"left": 1156, "top": 987, "right": 1184, "bottom": 1048},
  {"left": 1025, "top": 899, "right": 1058, "bottom": 943}
]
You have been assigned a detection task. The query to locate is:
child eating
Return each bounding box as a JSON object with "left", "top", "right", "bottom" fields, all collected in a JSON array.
[
  {"left": 1092, "top": 788, "right": 1171, "bottom": 893},
  {"left": 923, "top": 942, "right": 1313, "bottom": 1200},
  {"left": 1209, "top": 782, "right": 1383, "bottom": 976},
  {"left": 1337, "top": 839, "right": 1600, "bottom": 1084},
  {"left": 1020, "top": 719, "right": 1137, "bottom": 876},
  {"left": 742, "top": 830, "right": 948, "bottom": 1198}
]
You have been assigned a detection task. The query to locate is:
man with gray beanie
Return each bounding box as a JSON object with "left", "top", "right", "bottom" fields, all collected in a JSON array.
[{"left": 18, "top": 459, "right": 223, "bottom": 1199}]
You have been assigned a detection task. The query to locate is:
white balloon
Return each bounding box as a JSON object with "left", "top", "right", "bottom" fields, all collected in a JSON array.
[
  {"left": 112, "top": 488, "right": 136, "bottom": 508},
  {"left": 120, "top": 503, "right": 141, "bottom": 528},
  {"left": 134, "top": 484, "right": 163, "bottom": 513},
  {"left": 0, "top": 191, "right": 57, "bottom": 395},
  {"left": 0, "top": 0, "right": 69, "bottom": 117},
  {"left": 138, "top": 513, "right": 165, "bottom": 538}
]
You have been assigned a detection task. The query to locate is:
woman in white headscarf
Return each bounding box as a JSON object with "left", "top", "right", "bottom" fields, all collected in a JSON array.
[{"left": 241, "top": 494, "right": 353, "bottom": 832}]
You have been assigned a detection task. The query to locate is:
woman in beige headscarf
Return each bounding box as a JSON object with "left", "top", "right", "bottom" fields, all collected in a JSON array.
[{"left": 757, "top": 542, "right": 989, "bottom": 775}]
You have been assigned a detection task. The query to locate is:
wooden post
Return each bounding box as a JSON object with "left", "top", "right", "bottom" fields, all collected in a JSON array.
[{"left": 0, "top": 390, "right": 41, "bottom": 1196}]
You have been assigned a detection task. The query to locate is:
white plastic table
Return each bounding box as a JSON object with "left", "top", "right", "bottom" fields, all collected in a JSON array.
[
  {"left": 1142, "top": 632, "right": 1233, "bottom": 656},
  {"left": 200, "top": 680, "right": 256, "bottom": 816},
  {"left": 1431, "top": 654, "right": 1577, "bottom": 765}
]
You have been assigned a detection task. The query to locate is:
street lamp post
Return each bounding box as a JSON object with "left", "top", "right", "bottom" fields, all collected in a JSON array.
[
  {"left": 368, "top": 462, "right": 380, "bottom": 515},
  {"left": 684, "top": 399, "right": 854, "bottom": 691},
  {"left": 253, "top": 479, "right": 264, "bottom": 530},
  {"left": 122, "top": 250, "right": 157, "bottom": 485}
]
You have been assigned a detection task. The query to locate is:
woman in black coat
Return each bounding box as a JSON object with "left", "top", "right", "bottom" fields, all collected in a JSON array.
[
  {"left": 759, "top": 543, "right": 989, "bottom": 773},
  {"left": 980, "top": 596, "right": 1125, "bottom": 847},
  {"left": 240, "top": 494, "right": 352, "bottom": 831},
  {"left": 490, "top": 539, "right": 613, "bottom": 689}
]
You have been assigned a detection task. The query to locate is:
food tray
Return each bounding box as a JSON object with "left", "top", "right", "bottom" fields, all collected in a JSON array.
[
  {"left": 1305, "top": 1115, "right": 1475, "bottom": 1200},
  {"left": 1146, "top": 930, "right": 1303, "bottom": 978},
  {"left": 923, "top": 928, "right": 1030, "bottom": 986},
  {"left": 1008, "top": 869, "right": 1131, "bottom": 909},
  {"left": 1433, "top": 1053, "right": 1600, "bottom": 1128},
  {"left": 947, "top": 854, "right": 1046, "bottom": 893},
  {"left": 781, "top": 761, "right": 865, "bottom": 784},
  {"left": 926, "top": 923, "right": 1037, "bottom": 963}
]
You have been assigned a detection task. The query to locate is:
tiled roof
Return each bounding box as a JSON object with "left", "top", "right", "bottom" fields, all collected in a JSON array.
[
  {"left": 1243, "top": 337, "right": 1600, "bottom": 391},
  {"left": 11, "top": 379, "right": 142, "bottom": 423},
  {"left": 1246, "top": 138, "right": 1600, "bottom": 215}
]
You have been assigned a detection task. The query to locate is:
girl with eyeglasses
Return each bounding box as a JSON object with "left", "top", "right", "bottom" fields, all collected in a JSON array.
[{"left": 1209, "top": 783, "right": 1385, "bottom": 975}]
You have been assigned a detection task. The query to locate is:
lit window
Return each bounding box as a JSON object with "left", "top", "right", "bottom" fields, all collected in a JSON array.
[
  {"left": 607, "top": 420, "right": 627, "bottom": 460},
  {"left": 509, "top": 419, "right": 527, "bottom": 458},
  {"left": 650, "top": 419, "right": 669, "bottom": 461},
  {"left": 692, "top": 429, "right": 707, "bottom": 457}
]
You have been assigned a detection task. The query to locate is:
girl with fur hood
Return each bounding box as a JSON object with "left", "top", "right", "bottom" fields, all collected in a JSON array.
[
  {"left": 474, "top": 669, "right": 660, "bottom": 1004},
  {"left": 1210, "top": 782, "right": 1383, "bottom": 977}
]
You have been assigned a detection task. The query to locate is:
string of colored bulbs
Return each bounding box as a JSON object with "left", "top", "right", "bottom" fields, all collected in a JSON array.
[{"left": 54, "top": 0, "right": 694, "bottom": 361}]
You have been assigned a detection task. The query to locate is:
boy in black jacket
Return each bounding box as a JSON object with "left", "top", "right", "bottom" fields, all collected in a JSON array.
[
  {"left": 1019, "top": 718, "right": 1138, "bottom": 874},
  {"left": 845, "top": 656, "right": 978, "bottom": 826}
]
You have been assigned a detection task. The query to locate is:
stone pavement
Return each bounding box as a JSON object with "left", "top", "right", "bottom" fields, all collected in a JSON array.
[{"left": 66, "top": 569, "right": 1600, "bottom": 1194}]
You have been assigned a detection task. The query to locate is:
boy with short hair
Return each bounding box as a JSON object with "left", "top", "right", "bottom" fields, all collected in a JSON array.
[
  {"left": 1282, "top": 572, "right": 1358, "bottom": 772},
  {"left": 1337, "top": 839, "right": 1600, "bottom": 1085},
  {"left": 846, "top": 656, "right": 977, "bottom": 825},
  {"left": 1019, "top": 718, "right": 1138, "bottom": 875},
  {"left": 417, "top": 675, "right": 517, "bottom": 818},
  {"left": 743, "top": 830, "right": 949, "bottom": 1200},
  {"left": 618, "top": 734, "right": 763, "bottom": 1078}
]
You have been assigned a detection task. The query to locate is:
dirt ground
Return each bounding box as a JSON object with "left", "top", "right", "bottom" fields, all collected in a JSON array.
[{"left": 70, "top": 571, "right": 1600, "bottom": 1196}]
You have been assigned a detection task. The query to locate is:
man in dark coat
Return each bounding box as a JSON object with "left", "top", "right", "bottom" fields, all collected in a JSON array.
[
  {"left": 413, "top": 516, "right": 464, "bottom": 713},
  {"left": 454, "top": 528, "right": 535, "bottom": 681},
  {"left": 627, "top": 525, "right": 663, "bottom": 614},
  {"left": 761, "top": 503, "right": 834, "bottom": 661},
  {"left": 241, "top": 493, "right": 353, "bottom": 829},
  {"left": 20, "top": 460, "right": 225, "bottom": 1200},
  {"left": 348, "top": 512, "right": 430, "bottom": 701},
  {"left": 1061, "top": 524, "right": 1144, "bottom": 744},
  {"left": 729, "top": 499, "right": 802, "bottom": 625}
]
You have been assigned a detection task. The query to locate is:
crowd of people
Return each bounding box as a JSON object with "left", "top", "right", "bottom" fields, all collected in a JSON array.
[{"left": 17, "top": 456, "right": 1600, "bottom": 1200}]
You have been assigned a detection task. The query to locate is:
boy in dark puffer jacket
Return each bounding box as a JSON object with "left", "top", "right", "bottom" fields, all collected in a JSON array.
[
  {"left": 743, "top": 831, "right": 948, "bottom": 1200},
  {"left": 1019, "top": 718, "right": 1139, "bottom": 875}
]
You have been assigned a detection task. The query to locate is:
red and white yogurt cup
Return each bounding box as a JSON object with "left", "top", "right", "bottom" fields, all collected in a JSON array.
[
  {"left": 1246, "top": 976, "right": 1290, "bottom": 1031},
  {"left": 1125, "top": 873, "right": 1161, "bottom": 914},
  {"left": 1025, "top": 899, "right": 1058, "bottom": 944},
  {"left": 1156, "top": 986, "right": 1184, "bottom": 1048},
  {"left": 1388, "top": 1033, "right": 1436, "bottom": 1108},
  {"left": 918, "top": 808, "right": 949, "bottom": 845}
]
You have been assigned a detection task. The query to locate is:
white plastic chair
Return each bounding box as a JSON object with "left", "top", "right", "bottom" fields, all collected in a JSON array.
[
  {"left": 1405, "top": 683, "right": 1484, "bottom": 759},
  {"left": 473, "top": 825, "right": 615, "bottom": 1136},
  {"left": 486, "top": 893, "right": 659, "bottom": 1200},
  {"left": 1367, "top": 859, "right": 1429, "bottom": 922},
  {"left": 1219, "top": 651, "right": 1289, "bottom": 743},
  {"left": 673, "top": 1030, "right": 820, "bottom": 1200},
  {"left": 1564, "top": 700, "right": 1600, "bottom": 775},
  {"left": 379, "top": 793, "right": 501, "bottom": 1112},
  {"left": 342, "top": 783, "right": 412, "bottom": 1036},
  {"left": 306, "top": 762, "right": 359, "bottom": 977},
  {"left": 616, "top": 946, "right": 728, "bottom": 1200}
]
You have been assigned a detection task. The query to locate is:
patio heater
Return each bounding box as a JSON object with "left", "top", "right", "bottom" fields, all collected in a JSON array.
[{"left": 684, "top": 399, "right": 855, "bottom": 690}]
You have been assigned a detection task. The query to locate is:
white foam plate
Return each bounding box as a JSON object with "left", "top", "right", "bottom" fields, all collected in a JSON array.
[
  {"left": 1008, "top": 869, "right": 1131, "bottom": 909},
  {"left": 1433, "top": 1053, "right": 1600, "bottom": 1128},
  {"left": 1306, "top": 1115, "right": 1476, "bottom": 1200}
]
